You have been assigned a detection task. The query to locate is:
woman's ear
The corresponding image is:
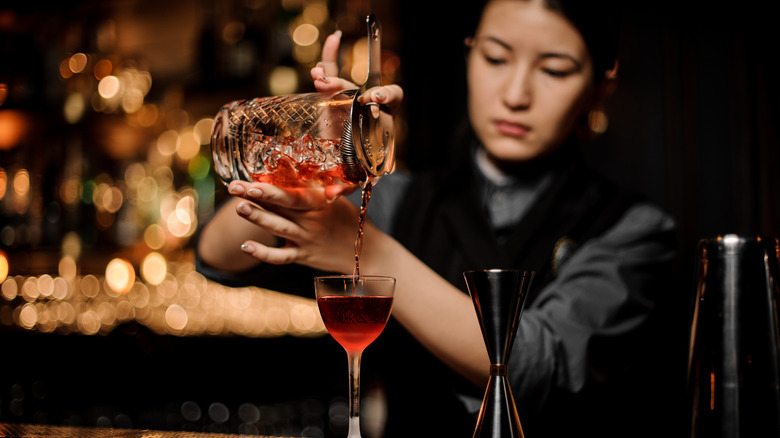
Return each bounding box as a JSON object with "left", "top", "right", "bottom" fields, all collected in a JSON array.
[
  {"left": 584, "top": 61, "right": 619, "bottom": 136},
  {"left": 595, "top": 60, "right": 619, "bottom": 104}
]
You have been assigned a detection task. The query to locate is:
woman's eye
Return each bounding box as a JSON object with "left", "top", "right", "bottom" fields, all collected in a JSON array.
[
  {"left": 483, "top": 54, "right": 506, "bottom": 65},
  {"left": 542, "top": 68, "right": 570, "bottom": 78}
]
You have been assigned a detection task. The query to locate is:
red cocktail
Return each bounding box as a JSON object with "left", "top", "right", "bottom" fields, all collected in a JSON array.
[{"left": 315, "top": 275, "right": 395, "bottom": 438}]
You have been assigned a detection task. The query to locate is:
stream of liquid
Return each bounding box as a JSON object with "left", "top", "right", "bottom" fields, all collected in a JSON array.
[{"left": 353, "top": 180, "right": 373, "bottom": 276}]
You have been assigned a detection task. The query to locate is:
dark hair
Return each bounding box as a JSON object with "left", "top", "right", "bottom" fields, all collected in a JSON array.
[
  {"left": 544, "top": 0, "right": 621, "bottom": 78},
  {"left": 468, "top": 0, "right": 622, "bottom": 80}
]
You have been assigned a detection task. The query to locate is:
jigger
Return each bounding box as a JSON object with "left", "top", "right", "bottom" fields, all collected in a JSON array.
[
  {"left": 464, "top": 269, "right": 534, "bottom": 438},
  {"left": 687, "top": 235, "right": 780, "bottom": 437}
]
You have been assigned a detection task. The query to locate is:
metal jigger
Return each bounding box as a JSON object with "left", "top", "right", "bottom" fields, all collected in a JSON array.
[
  {"left": 687, "top": 235, "right": 780, "bottom": 437},
  {"left": 464, "top": 269, "right": 535, "bottom": 438}
]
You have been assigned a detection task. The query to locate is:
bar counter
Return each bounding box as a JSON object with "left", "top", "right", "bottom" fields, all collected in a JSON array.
[{"left": 0, "top": 423, "right": 296, "bottom": 438}]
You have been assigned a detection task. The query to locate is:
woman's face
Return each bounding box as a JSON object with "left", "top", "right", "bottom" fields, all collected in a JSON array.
[{"left": 467, "top": 0, "right": 596, "bottom": 165}]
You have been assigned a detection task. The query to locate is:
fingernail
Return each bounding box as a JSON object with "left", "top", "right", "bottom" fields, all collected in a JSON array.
[
  {"left": 318, "top": 76, "right": 329, "bottom": 83},
  {"left": 247, "top": 188, "right": 262, "bottom": 197},
  {"left": 229, "top": 184, "right": 245, "bottom": 195},
  {"left": 240, "top": 243, "right": 255, "bottom": 253},
  {"left": 375, "top": 91, "right": 386, "bottom": 101},
  {"left": 333, "top": 30, "right": 342, "bottom": 38},
  {"left": 237, "top": 202, "right": 252, "bottom": 215}
]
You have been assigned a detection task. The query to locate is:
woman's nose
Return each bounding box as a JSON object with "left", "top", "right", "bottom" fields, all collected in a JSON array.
[{"left": 502, "top": 68, "right": 532, "bottom": 110}]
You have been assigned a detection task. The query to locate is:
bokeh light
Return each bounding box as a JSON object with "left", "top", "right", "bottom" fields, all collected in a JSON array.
[
  {"left": 143, "top": 224, "right": 166, "bottom": 250},
  {"left": 1, "top": 277, "right": 17, "bottom": 301},
  {"left": 141, "top": 252, "right": 167, "bottom": 286},
  {"left": 105, "top": 258, "right": 135, "bottom": 295},
  {"left": 0, "top": 250, "right": 8, "bottom": 283},
  {"left": 157, "top": 129, "right": 179, "bottom": 156},
  {"left": 93, "top": 59, "right": 113, "bottom": 80},
  {"left": 98, "top": 75, "right": 121, "bottom": 99},
  {"left": 0, "top": 82, "right": 8, "bottom": 106},
  {"left": 0, "top": 168, "right": 6, "bottom": 200},
  {"left": 177, "top": 127, "right": 200, "bottom": 160},
  {"left": 302, "top": 2, "right": 328, "bottom": 25},
  {"left": 165, "top": 304, "right": 188, "bottom": 331},
  {"left": 58, "top": 256, "right": 78, "bottom": 282},
  {"left": 13, "top": 169, "right": 30, "bottom": 196},
  {"left": 0, "top": 109, "right": 29, "bottom": 150},
  {"left": 292, "top": 23, "right": 319, "bottom": 47},
  {"left": 350, "top": 38, "right": 369, "bottom": 84},
  {"left": 62, "top": 231, "right": 82, "bottom": 260},
  {"left": 64, "top": 93, "right": 86, "bottom": 124},
  {"left": 193, "top": 118, "right": 214, "bottom": 145},
  {"left": 268, "top": 66, "right": 298, "bottom": 96},
  {"left": 69, "top": 53, "right": 88, "bottom": 74}
]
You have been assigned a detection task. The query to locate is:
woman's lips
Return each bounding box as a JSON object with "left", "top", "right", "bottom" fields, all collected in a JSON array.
[{"left": 494, "top": 120, "right": 530, "bottom": 137}]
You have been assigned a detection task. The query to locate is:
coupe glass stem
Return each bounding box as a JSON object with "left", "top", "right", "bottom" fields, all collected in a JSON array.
[{"left": 347, "top": 349, "right": 363, "bottom": 438}]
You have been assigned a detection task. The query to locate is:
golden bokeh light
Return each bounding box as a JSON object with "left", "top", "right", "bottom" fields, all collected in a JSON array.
[
  {"left": 13, "top": 168, "right": 30, "bottom": 195},
  {"left": 193, "top": 118, "right": 214, "bottom": 145},
  {"left": 141, "top": 252, "right": 167, "bottom": 286},
  {"left": 52, "top": 276, "right": 69, "bottom": 300},
  {"left": 144, "top": 224, "right": 166, "bottom": 250},
  {"left": 58, "top": 255, "right": 78, "bottom": 281},
  {"left": 2, "top": 277, "right": 18, "bottom": 301},
  {"left": 302, "top": 2, "right": 329, "bottom": 25},
  {"left": 136, "top": 176, "right": 159, "bottom": 203},
  {"left": 77, "top": 309, "right": 101, "bottom": 335},
  {"left": 136, "top": 103, "right": 160, "bottom": 128},
  {"left": 3, "top": 261, "right": 327, "bottom": 337},
  {"left": 122, "top": 87, "right": 145, "bottom": 114},
  {"left": 157, "top": 129, "right": 180, "bottom": 156},
  {"left": 37, "top": 274, "right": 54, "bottom": 298},
  {"left": 0, "top": 109, "right": 29, "bottom": 150},
  {"left": 81, "top": 274, "right": 100, "bottom": 299},
  {"left": 69, "top": 53, "right": 88, "bottom": 74},
  {"left": 21, "top": 278, "right": 38, "bottom": 302},
  {"left": 351, "top": 38, "right": 369, "bottom": 84},
  {"left": 0, "top": 168, "right": 6, "bottom": 200},
  {"left": 165, "top": 304, "right": 188, "bottom": 331},
  {"left": 64, "top": 93, "right": 86, "bottom": 124},
  {"left": 93, "top": 58, "right": 113, "bottom": 80},
  {"left": 293, "top": 43, "right": 321, "bottom": 64},
  {"left": 18, "top": 302, "right": 38, "bottom": 329},
  {"left": 105, "top": 258, "right": 135, "bottom": 295},
  {"left": 177, "top": 127, "right": 200, "bottom": 160},
  {"left": 98, "top": 75, "right": 121, "bottom": 99},
  {"left": 292, "top": 23, "right": 319, "bottom": 47},
  {"left": 59, "top": 178, "right": 80, "bottom": 204},
  {"left": 0, "top": 250, "right": 8, "bottom": 283},
  {"left": 59, "top": 59, "right": 74, "bottom": 79},
  {"left": 62, "top": 231, "right": 82, "bottom": 260},
  {"left": 222, "top": 21, "right": 245, "bottom": 45},
  {"left": 268, "top": 66, "right": 298, "bottom": 96}
]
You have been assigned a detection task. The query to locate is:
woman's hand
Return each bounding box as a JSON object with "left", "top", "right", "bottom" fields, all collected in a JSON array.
[
  {"left": 226, "top": 180, "right": 365, "bottom": 274},
  {"left": 310, "top": 31, "right": 404, "bottom": 115}
]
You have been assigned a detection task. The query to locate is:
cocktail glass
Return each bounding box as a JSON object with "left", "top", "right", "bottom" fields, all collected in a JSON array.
[{"left": 315, "top": 275, "right": 395, "bottom": 438}]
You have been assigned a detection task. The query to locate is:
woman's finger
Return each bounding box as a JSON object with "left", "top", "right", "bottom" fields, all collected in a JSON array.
[
  {"left": 320, "top": 30, "right": 342, "bottom": 77},
  {"left": 240, "top": 240, "right": 299, "bottom": 265},
  {"left": 358, "top": 84, "right": 404, "bottom": 115},
  {"left": 235, "top": 200, "right": 304, "bottom": 240},
  {"left": 234, "top": 182, "right": 334, "bottom": 211}
]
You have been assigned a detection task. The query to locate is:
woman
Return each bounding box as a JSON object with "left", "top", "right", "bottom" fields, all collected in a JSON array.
[{"left": 197, "top": 1, "right": 678, "bottom": 436}]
